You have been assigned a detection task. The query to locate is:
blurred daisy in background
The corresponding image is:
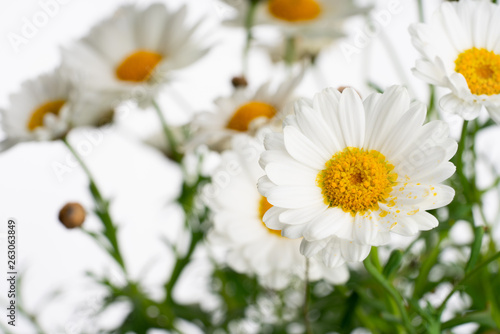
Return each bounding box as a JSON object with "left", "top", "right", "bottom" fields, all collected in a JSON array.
[
  {"left": 258, "top": 86, "right": 457, "bottom": 267},
  {"left": 221, "top": 0, "right": 369, "bottom": 62},
  {"left": 410, "top": 0, "right": 500, "bottom": 123},
  {"left": 0, "top": 67, "right": 114, "bottom": 151},
  {"left": 206, "top": 134, "right": 349, "bottom": 289},
  {"left": 62, "top": 3, "right": 210, "bottom": 106},
  {"left": 191, "top": 69, "right": 304, "bottom": 151}
]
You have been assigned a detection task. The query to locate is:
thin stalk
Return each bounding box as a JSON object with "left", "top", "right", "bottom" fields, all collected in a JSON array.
[
  {"left": 456, "top": 120, "right": 472, "bottom": 201},
  {"left": 416, "top": 0, "right": 425, "bottom": 23},
  {"left": 242, "top": 0, "right": 259, "bottom": 75},
  {"left": 427, "top": 84, "right": 438, "bottom": 120},
  {"left": 436, "top": 250, "right": 500, "bottom": 316},
  {"left": 364, "top": 255, "right": 415, "bottom": 334},
  {"left": 284, "top": 35, "right": 296, "bottom": 68},
  {"left": 303, "top": 258, "right": 312, "bottom": 334},
  {"left": 62, "top": 137, "right": 127, "bottom": 273},
  {"left": 152, "top": 100, "right": 182, "bottom": 163},
  {"left": 164, "top": 229, "right": 204, "bottom": 305}
]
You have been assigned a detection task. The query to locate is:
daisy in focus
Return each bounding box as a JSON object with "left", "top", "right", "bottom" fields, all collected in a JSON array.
[
  {"left": 192, "top": 71, "right": 303, "bottom": 151},
  {"left": 205, "top": 134, "right": 349, "bottom": 289},
  {"left": 0, "top": 68, "right": 114, "bottom": 151},
  {"left": 258, "top": 86, "right": 457, "bottom": 267},
  {"left": 63, "top": 3, "right": 210, "bottom": 105},
  {"left": 410, "top": 0, "right": 500, "bottom": 123}
]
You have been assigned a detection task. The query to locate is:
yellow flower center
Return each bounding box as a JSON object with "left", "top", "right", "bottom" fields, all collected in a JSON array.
[
  {"left": 259, "top": 196, "right": 282, "bottom": 237},
  {"left": 27, "top": 100, "right": 66, "bottom": 131},
  {"left": 317, "top": 148, "right": 397, "bottom": 215},
  {"left": 115, "top": 50, "right": 163, "bottom": 82},
  {"left": 268, "top": 0, "right": 322, "bottom": 23},
  {"left": 226, "top": 101, "right": 276, "bottom": 132},
  {"left": 455, "top": 47, "right": 500, "bottom": 95}
]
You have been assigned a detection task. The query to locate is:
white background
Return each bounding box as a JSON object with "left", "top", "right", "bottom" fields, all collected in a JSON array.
[{"left": 0, "top": 0, "right": 499, "bottom": 333}]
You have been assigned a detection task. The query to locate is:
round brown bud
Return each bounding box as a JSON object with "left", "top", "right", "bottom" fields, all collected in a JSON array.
[
  {"left": 231, "top": 76, "right": 248, "bottom": 88},
  {"left": 59, "top": 202, "right": 86, "bottom": 229}
]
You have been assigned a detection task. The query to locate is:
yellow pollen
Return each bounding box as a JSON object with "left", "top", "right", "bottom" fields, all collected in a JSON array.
[
  {"left": 226, "top": 102, "right": 276, "bottom": 132},
  {"left": 115, "top": 50, "right": 163, "bottom": 82},
  {"left": 268, "top": 0, "right": 321, "bottom": 23},
  {"left": 455, "top": 47, "right": 500, "bottom": 95},
  {"left": 259, "top": 196, "right": 282, "bottom": 237},
  {"left": 27, "top": 100, "right": 65, "bottom": 132},
  {"left": 317, "top": 147, "right": 397, "bottom": 216}
]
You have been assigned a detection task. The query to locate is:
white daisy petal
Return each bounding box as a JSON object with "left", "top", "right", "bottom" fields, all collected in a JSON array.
[
  {"left": 302, "top": 208, "right": 348, "bottom": 241},
  {"left": 364, "top": 85, "right": 410, "bottom": 150},
  {"left": 282, "top": 224, "right": 308, "bottom": 239},
  {"left": 338, "top": 88, "right": 365, "bottom": 147},
  {"left": 283, "top": 125, "right": 329, "bottom": 169},
  {"left": 294, "top": 100, "right": 342, "bottom": 154},
  {"left": 300, "top": 238, "right": 328, "bottom": 258},
  {"left": 390, "top": 217, "right": 420, "bottom": 237},
  {"left": 378, "top": 101, "right": 426, "bottom": 159},
  {"left": 412, "top": 211, "right": 439, "bottom": 231},
  {"left": 279, "top": 204, "right": 328, "bottom": 225},
  {"left": 263, "top": 207, "right": 286, "bottom": 230},
  {"left": 320, "top": 238, "right": 346, "bottom": 268},
  {"left": 265, "top": 161, "right": 317, "bottom": 186},
  {"left": 353, "top": 212, "right": 380, "bottom": 245},
  {"left": 266, "top": 185, "right": 323, "bottom": 209},
  {"left": 258, "top": 175, "right": 275, "bottom": 197},
  {"left": 340, "top": 240, "right": 371, "bottom": 262}
]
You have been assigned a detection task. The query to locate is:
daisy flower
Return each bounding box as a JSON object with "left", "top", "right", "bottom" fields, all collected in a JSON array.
[
  {"left": 206, "top": 134, "right": 349, "bottom": 289},
  {"left": 191, "top": 70, "right": 304, "bottom": 151},
  {"left": 62, "top": 3, "right": 210, "bottom": 105},
  {"left": 258, "top": 86, "right": 457, "bottom": 267},
  {"left": 222, "top": 0, "right": 367, "bottom": 37},
  {"left": 0, "top": 68, "right": 114, "bottom": 151},
  {"left": 410, "top": 0, "right": 500, "bottom": 123}
]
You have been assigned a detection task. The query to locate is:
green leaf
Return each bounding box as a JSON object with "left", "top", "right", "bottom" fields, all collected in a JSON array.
[{"left": 465, "top": 226, "right": 484, "bottom": 273}]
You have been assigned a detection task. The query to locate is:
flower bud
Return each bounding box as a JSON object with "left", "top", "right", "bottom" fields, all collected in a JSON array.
[
  {"left": 58, "top": 202, "right": 86, "bottom": 229},
  {"left": 231, "top": 76, "right": 248, "bottom": 88}
]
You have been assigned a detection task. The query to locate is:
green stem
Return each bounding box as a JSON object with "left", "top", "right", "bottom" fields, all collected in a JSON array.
[
  {"left": 371, "top": 246, "right": 383, "bottom": 272},
  {"left": 284, "top": 35, "right": 296, "bottom": 68},
  {"left": 164, "top": 230, "right": 204, "bottom": 304},
  {"left": 63, "top": 137, "right": 127, "bottom": 273},
  {"left": 416, "top": 0, "right": 425, "bottom": 23},
  {"left": 427, "top": 84, "right": 437, "bottom": 120},
  {"left": 304, "top": 258, "right": 312, "bottom": 334},
  {"left": 364, "top": 255, "right": 415, "bottom": 334},
  {"left": 152, "top": 100, "right": 183, "bottom": 163},
  {"left": 456, "top": 120, "right": 472, "bottom": 201},
  {"left": 242, "top": 0, "right": 259, "bottom": 76}
]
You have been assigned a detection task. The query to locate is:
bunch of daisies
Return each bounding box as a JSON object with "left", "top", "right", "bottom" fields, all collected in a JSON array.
[{"left": 2, "top": 0, "right": 500, "bottom": 333}]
